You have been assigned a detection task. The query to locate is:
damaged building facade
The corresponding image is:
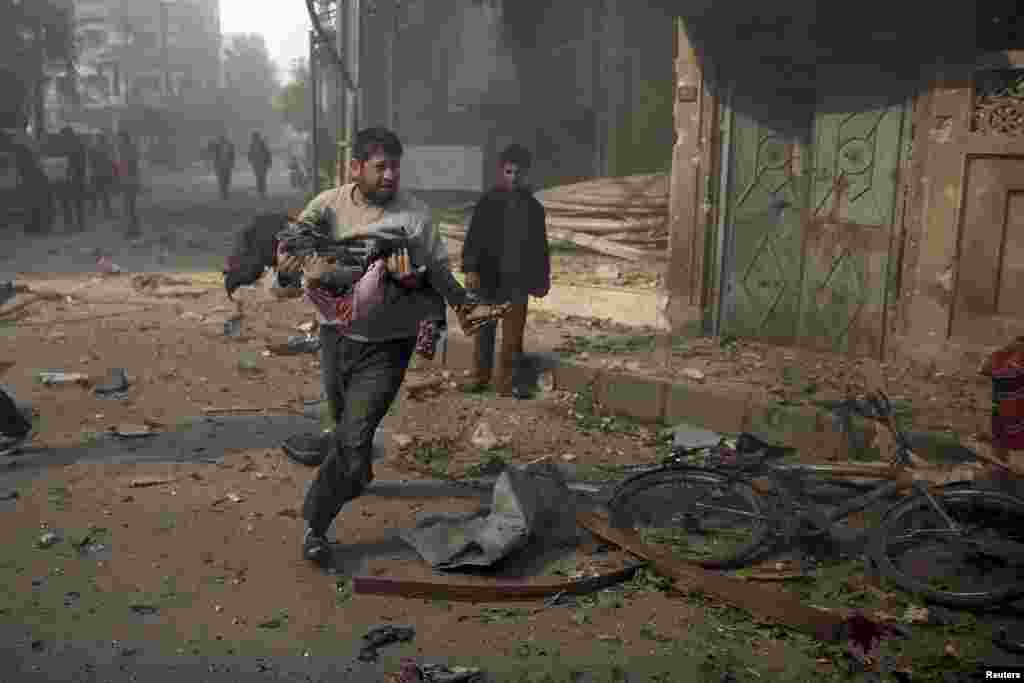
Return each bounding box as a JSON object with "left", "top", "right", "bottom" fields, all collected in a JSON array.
[{"left": 663, "top": 1, "right": 1024, "bottom": 370}]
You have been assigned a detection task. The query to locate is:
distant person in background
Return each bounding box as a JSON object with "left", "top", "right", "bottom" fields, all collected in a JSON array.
[
  {"left": 460, "top": 144, "right": 550, "bottom": 398},
  {"left": 248, "top": 132, "right": 272, "bottom": 199},
  {"left": 117, "top": 130, "right": 141, "bottom": 237},
  {"left": 89, "top": 132, "right": 117, "bottom": 219},
  {"left": 203, "top": 138, "right": 218, "bottom": 174},
  {"left": 214, "top": 135, "right": 235, "bottom": 199},
  {"left": 57, "top": 127, "right": 88, "bottom": 233}
]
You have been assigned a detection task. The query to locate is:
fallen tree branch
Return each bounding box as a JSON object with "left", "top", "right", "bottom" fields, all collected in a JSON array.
[
  {"left": 201, "top": 406, "right": 265, "bottom": 415},
  {"left": 351, "top": 562, "right": 642, "bottom": 603},
  {"left": 577, "top": 510, "right": 854, "bottom": 642}
]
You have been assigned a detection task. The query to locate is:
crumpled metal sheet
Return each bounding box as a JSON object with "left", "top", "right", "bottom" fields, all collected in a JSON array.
[{"left": 400, "top": 464, "right": 579, "bottom": 570}]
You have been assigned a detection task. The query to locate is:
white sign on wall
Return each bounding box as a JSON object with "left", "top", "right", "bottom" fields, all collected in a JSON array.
[{"left": 402, "top": 145, "right": 483, "bottom": 192}]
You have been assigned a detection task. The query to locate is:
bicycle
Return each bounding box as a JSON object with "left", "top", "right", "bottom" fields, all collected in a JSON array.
[{"left": 607, "top": 390, "right": 1024, "bottom": 608}]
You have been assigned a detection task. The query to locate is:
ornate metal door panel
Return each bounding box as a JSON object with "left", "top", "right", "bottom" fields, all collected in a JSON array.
[
  {"left": 951, "top": 156, "right": 1024, "bottom": 345},
  {"left": 718, "top": 107, "right": 810, "bottom": 344},
  {"left": 799, "top": 102, "right": 907, "bottom": 356}
]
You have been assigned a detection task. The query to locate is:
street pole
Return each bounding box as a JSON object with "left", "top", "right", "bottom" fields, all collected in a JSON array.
[
  {"left": 386, "top": 0, "right": 396, "bottom": 130},
  {"left": 340, "top": 0, "right": 360, "bottom": 179},
  {"left": 339, "top": 0, "right": 352, "bottom": 184},
  {"left": 310, "top": 30, "right": 319, "bottom": 194}
]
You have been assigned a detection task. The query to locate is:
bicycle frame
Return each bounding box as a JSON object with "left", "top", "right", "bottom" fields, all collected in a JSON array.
[{"left": 760, "top": 463, "right": 961, "bottom": 538}]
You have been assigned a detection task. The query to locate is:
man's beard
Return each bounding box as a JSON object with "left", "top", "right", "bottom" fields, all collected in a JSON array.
[{"left": 359, "top": 182, "right": 396, "bottom": 206}]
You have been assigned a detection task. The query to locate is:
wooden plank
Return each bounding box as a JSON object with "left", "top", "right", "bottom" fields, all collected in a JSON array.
[
  {"left": 577, "top": 510, "right": 851, "bottom": 642},
  {"left": 351, "top": 563, "right": 642, "bottom": 603}
]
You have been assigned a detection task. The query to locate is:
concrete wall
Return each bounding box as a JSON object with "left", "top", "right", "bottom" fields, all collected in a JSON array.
[{"left": 892, "top": 51, "right": 1024, "bottom": 372}]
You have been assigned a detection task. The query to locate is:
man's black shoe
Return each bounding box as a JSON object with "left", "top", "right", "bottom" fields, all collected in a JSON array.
[
  {"left": 303, "top": 528, "right": 332, "bottom": 566},
  {"left": 510, "top": 386, "right": 533, "bottom": 400},
  {"left": 282, "top": 432, "right": 329, "bottom": 467}
]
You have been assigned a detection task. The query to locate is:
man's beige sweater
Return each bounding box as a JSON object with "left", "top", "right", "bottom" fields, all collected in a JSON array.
[{"left": 294, "top": 183, "right": 465, "bottom": 341}]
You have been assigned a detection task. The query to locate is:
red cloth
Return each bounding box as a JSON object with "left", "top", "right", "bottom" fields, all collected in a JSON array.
[{"left": 990, "top": 345, "right": 1024, "bottom": 450}]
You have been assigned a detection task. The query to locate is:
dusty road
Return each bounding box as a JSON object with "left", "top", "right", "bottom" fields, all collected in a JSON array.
[{"left": 1, "top": 164, "right": 1023, "bottom": 682}]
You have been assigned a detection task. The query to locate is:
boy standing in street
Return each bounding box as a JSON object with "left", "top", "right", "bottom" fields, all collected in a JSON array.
[{"left": 460, "top": 144, "right": 550, "bottom": 398}]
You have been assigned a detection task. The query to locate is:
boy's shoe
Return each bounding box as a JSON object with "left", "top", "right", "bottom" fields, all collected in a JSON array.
[
  {"left": 302, "top": 528, "right": 332, "bottom": 566},
  {"left": 282, "top": 432, "right": 329, "bottom": 467}
]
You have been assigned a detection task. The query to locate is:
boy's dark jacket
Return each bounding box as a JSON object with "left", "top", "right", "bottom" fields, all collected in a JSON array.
[{"left": 462, "top": 187, "right": 550, "bottom": 302}]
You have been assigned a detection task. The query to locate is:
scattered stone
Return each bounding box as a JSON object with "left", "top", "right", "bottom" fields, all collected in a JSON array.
[
  {"left": 63, "top": 591, "right": 81, "bottom": 607},
  {"left": 94, "top": 368, "right": 130, "bottom": 399},
  {"left": 682, "top": 367, "right": 706, "bottom": 382},
  {"left": 30, "top": 639, "right": 44, "bottom": 652},
  {"left": 114, "top": 424, "right": 156, "bottom": 439},
  {"left": 129, "top": 476, "right": 173, "bottom": 488},
  {"left": 624, "top": 361, "right": 642, "bottom": 373},
  {"left": 470, "top": 422, "right": 499, "bottom": 451},
  {"left": 37, "top": 371, "right": 89, "bottom": 386},
  {"left": 129, "top": 605, "right": 159, "bottom": 617},
  {"left": 277, "top": 508, "right": 300, "bottom": 519},
  {"left": 561, "top": 453, "right": 577, "bottom": 462},
  {"left": 392, "top": 433, "right": 414, "bottom": 449},
  {"left": 226, "top": 493, "right": 245, "bottom": 503},
  {"left": 359, "top": 625, "right": 415, "bottom": 662},
  {"left": 36, "top": 532, "right": 60, "bottom": 548}
]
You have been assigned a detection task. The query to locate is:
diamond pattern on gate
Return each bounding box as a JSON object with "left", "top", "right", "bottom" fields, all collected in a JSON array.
[
  {"left": 738, "top": 219, "right": 793, "bottom": 333},
  {"left": 805, "top": 246, "right": 871, "bottom": 347}
]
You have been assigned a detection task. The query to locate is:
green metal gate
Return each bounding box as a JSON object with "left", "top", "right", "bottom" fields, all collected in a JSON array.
[{"left": 714, "top": 90, "right": 908, "bottom": 358}]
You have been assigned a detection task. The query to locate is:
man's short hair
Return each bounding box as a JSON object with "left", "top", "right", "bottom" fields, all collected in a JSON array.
[
  {"left": 353, "top": 127, "right": 403, "bottom": 162},
  {"left": 499, "top": 144, "right": 532, "bottom": 169}
]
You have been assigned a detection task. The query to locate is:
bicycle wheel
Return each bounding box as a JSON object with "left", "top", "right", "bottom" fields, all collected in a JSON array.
[
  {"left": 869, "top": 487, "right": 1024, "bottom": 608},
  {"left": 607, "top": 467, "right": 778, "bottom": 569}
]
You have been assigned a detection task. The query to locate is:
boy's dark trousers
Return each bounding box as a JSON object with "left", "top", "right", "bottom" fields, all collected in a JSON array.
[{"left": 302, "top": 325, "right": 416, "bottom": 535}]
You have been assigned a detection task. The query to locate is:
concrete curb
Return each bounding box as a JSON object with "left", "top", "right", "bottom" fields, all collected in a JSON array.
[{"left": 421, "top": 335, "right": 872, "bottom": 459}]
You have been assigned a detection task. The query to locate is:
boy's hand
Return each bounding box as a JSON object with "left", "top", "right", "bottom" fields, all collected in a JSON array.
[
  {"left": 277, "top": 254, "right": 305, "bottom": 274},
  {"left": 464, "top": 272, "right": 480, "bottom": 290},
  {"left": 303, "top": 256, "right": 335, "bottom": 284}
]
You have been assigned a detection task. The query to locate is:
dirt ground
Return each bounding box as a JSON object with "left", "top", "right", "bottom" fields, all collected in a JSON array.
[{"left": 0, "top": 168, "right": 1018, "bottom": 680}]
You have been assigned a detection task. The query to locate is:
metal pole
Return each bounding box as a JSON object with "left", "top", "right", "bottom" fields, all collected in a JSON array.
[
  {"left": 351, "top": 0, "right": 361, "bottom": 129},
  {"left": 340, "top": 0, "right": 360, "bottom": 178},
  {"left": 336, "top": 0, "right": 347, "bottom": 183},
  {"left": 310, "top": 30, "right": 320, "bottom": 195},
  {"left": 386, "top": 1, "right": 397, "bottom": 130}
]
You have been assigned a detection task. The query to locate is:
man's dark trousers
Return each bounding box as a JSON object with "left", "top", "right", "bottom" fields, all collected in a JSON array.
[{"left": 302, "top": 325, "right": 415, "bottom": 535}]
